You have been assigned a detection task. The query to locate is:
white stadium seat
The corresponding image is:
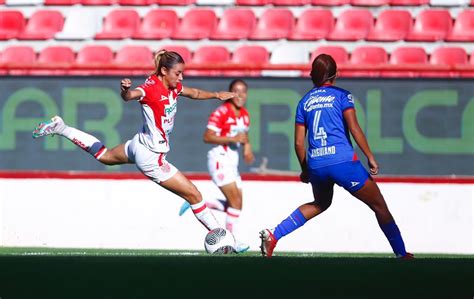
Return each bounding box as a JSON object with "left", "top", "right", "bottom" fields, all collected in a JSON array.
[
  {"left": 55, "top": 9, "right": 101, "bottom": 40},
  {"left": 262, "top": 44, "right": 309, "bottom": 77}
]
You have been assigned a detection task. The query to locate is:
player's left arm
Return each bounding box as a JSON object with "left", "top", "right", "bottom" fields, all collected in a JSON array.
[
  {"left": 343, "top": 108, "right": 379, "bottom": 175},
  {"left": 243, "top": 133, "right": 255, "bottom": 164},
  {"left": 181, "top": 87, "right": 236, "bottom": 101}
]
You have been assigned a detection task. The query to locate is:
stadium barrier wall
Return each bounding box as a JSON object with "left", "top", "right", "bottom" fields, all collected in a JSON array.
[{"left": 0, "top": 178, "right": 472, "bottom": 254}]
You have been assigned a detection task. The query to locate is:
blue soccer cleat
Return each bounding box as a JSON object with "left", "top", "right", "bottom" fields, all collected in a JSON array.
[{"left": 178, "top": 201, "right": 191, "bottom": 216}]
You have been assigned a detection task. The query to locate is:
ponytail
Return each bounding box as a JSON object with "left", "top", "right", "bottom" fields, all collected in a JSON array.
[{"left": 310, "top": 54, "right": 337, "bottom": 87}]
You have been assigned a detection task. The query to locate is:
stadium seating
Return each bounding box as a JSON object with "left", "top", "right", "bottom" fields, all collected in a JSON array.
[
  {"left": 349, "top": 46, "right": 388, "bottom": 76},
  {"left": 132, "top": 9, "right": 179, "bottom": 40},
  {"left": 430, "top": 0, "right": 470, "bottom": 6},
  {"left": 310, "top": 46, "right": 349, "bottom": 66},
  {"left": 273, "top": 0, "right": 309, "bottom": 5},
  {"left": 38, "top": 46, "right": 75, "bottom": 64},
  {"left": 289, "top": 9, "right": 334, "bottom": 40},
  {"left": 230, "top": 45, "right": 269, "bottom": 76},
  {"left": 156, "top": 0, "right": 196, "bottom": 5},
  {"left": 249, "top": 9, "right": 294, "bottom": 40},
  {"left": 430, "top": 47, "right": 468, "bottom": 66},
  {"left": 160, "top": 45, "right": 192, "bottom": 63},
  {"left": 197, "top": 0, "right": 234, "bottom": 5},
  {"left": 366, "top": 10, "right": 412, "bottom": 41},
  {"left": 327, "top": 9, "right": 373, "bottom": 41},
  {"left": 45, "top": 0, "right": 79, "bottom": 5},
  {"left": 351, "top": 0, "right": 389, "bottom": 6},
  {"left": 406, "top": 9, "right": 452, "bottom": 41},
  {"left": 81, "top": 0, "right": 117, "bottom": 5},
  {"left": 0, "top": 46, "right": 36, "bottom": 75},
  {"left": 6, "top": 0, "right": 44, "bottom": 5},
  {"left": 0, "top": 10, "right": 25, "bottom": 40},
  {"left": 446, "top": 10, "right": 474, "bottom": 42},
  {"left": 188, "top": 46, "right": 231, "bottom": 76},
  {"left": 385, "top": 46, "right": 427, "bottom": 77},
  {"left": 311, "top": 0, "right": 350, "bottom": 5},
  {"left": 115, "top": 46, "right": 153, "bottom": 66},
  {"left": 263, "top": 44, "right": 309, "bottom": 77},
  {"left": 172, "top": 9, "right": 217, "bottom": 40},
  {"left": 56, "top": 9, "right": 100, "bottom": 40},
  {"left": 389, "top": 0, "right": 428, "bottom": 4},
  {"left": 95, "top": 9, "right": 140, "bottom": 40},
  {"left": 17, "top": 10, "right": 64, "bottom": 40},
  {"left": 76, "top": 45, "right": 114, "bottom": 64},
  {"left": 236, "top": 0, "right": 270, "bottom": 5},
  {"left": 210, "top": 9, "right": 256, "bottom": 40}
]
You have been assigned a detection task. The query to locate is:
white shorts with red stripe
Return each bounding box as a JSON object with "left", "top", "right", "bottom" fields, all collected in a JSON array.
[
  {"left": 125, "top": 134, "right": 178, "bottom": 183},
  {"left": 207, "top": 147, "right": 242, "bottom": 188}
]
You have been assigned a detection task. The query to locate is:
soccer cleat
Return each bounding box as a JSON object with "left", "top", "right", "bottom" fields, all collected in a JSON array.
[
  {"left": 234, "top": 240, "right": 250, "bottom": 254},
  {"left": 259, "top": 228, "right": 277, "bottom": 258},
  {"left": 178, "top": 201, "right": 191, "bottom": 216},
  {"left": 399, "top": 252, "right": 415, "bottom": 260},
  {"left": 32, "top": 115, "right": 65, "bottom": 138}
]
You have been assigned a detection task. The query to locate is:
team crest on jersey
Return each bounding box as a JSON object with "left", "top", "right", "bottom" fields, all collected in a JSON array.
[
  {"left": 144, "top": 78, "right": 155, "bottom": 86},
  {"left": 160, "top": 95, "right": 168, "bottom": 101}
]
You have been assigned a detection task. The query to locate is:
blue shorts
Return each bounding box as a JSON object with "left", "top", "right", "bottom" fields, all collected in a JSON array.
[{"left": 309, "top": 160, "right": 370, "bottom": 193}]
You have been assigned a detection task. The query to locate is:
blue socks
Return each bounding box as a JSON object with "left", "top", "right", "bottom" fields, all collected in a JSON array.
[
  {"left": 380, "top": 221, "right": 407, "bottom": 257},
  {"left": 273, "top": 208, "right": 307, "bottom": 240}
]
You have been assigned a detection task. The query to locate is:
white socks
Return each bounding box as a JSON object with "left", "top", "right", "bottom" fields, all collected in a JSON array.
[
  {"left": 60, "top": 126, "right": 107, "bottom": 160},
  {"left": 191, "top": 201, "right": 221, "bottom": 231},
  {"left": 226, "top": 207, "right": 241, "bottom": 232}
]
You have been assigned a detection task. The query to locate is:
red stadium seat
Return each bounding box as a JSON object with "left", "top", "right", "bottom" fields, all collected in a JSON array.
[
  {"left": 311, "top": 0, "right": 350, "bottom": 5},
  {"left": 289, "top": 9, "right": 334, "bottom": 40},
  {"left": 17, "top": 10, "right": 64, "bottom": 40},
  {"left": 38, "top": 46, "right": 75, "bottom": 64},
  {"left": 367, "top": 10, "right": 412, "bottom": 41},
  {"left": 327, "top": 9, "right": 373, "bottom": 41},
  {"left": 188, "top": 46, "right": 230, "bottom": 76},
  {"left": 272, "top": 0, "right": 309, "bottom": 5},
  {"left": 45, "top": 0, "right": 80, "bottom": 5},
  {"left": 386, "top": 47, "right": 427, "bottom": 77},
  {"left": 81, "top": 0, "right": 117, "bottom": 5},
  {"left": 132, "top": 10, "right": 178, "bottom": 40},
  {"left": 230, "top": 45, "right": 269, "bottom": 76},
  {"left": 156, "top": 0, "right": 195, "bottom": 4},
  {"left": 95, "top": 10, "right": 140, "bottom": 40},
  {"left": 236, "top": 0, "right": 270, "bottom": 5},
  {"left": 172, "top": 9, "right": 217, "bottom": 40},
  {"left": 351, "top": 0, "right": 389, "bottom": 5},
  {"left": 0, "top": 10, "right": 25, "bottom": 40},
  {"left": 160, "top": 46, "right": 192, "bottom": 63},
  {"left": 389, "top": 0, "right": 428, "bottom": 4},
  {"left": 76, "top": 45, "right": 114, "bottom": 64},
  {"left": 310, "top": 46, "right": 349, "bottom": 66},
  {"left": 430, "top": 47, "right": 468, "bottom": 66},
  {"left": 349, "top": 46, "right": 388, "bottom": 77},
  {"left": 249, "top": 9, "right": 294, "bottom": 40},
  {"left": 115, "top": 46, "right": 153, "bottom": 65},
  {"left": 0, "top": 46, "right": 36, "bottom": 64},
  {"left": 210, "top": 9, "right": 256, "bottom": 40},
  {"left": 406, "top": 9, "right": 452, "bottom": 41},
  {"left": 446, "top": 10, "right": 474, "bottom": 42},
  {"left": 118, "top": 0, "right": 153, "bottom": 5}
]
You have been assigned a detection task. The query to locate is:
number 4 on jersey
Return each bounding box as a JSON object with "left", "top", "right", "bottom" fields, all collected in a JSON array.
[{"left": 312, "top": 110, "right": 327, "bottom": 146}]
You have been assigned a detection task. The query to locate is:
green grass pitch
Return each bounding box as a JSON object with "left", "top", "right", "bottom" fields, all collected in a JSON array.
[{"left": 0, "top": 247, "right": 472, "bottom": 299}]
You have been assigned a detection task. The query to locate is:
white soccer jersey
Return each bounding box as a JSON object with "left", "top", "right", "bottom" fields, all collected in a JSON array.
[{"left": 135, "top": 75, "right": 183, "bottom": 153}]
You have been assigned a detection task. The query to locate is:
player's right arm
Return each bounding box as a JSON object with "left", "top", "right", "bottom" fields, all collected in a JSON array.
[
  {"left": 120, "top": 78, "right": 143, "bottom": 102},
  {"left": 203, "top": 129, "right": 247, "bottom": 145},
  {"left": 343, "top": 108, "right": 379, "bottom": 175}
]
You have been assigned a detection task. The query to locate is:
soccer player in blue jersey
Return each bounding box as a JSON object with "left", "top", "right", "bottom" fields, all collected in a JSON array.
[{"left": 259, "top": 54, "right": 413, "bottom": 259}]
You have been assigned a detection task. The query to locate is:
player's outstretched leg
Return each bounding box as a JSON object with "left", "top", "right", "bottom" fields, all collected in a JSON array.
[{"left": 33, "top": 115, "right": 108, "bottom": 160}]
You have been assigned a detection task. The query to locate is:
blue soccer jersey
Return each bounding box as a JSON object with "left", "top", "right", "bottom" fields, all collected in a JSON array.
[{"left": 295, "top": 85, "right": 356, "bottom": 170}]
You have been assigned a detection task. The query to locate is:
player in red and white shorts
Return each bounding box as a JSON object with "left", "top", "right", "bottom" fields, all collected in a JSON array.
[
  {"left": 32, "top": 50, "right": 237, "bottom": 236},
  {"left": 179, "top": 79, "right": 255, "bottom": 253}
]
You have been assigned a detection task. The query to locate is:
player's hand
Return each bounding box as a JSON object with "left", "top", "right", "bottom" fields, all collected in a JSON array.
[
  {"left": 368, "top": 157, "right": 379, "bottom": 175},
  {"left": 233, "top": 133, "right": 248, "bottom": 144},
  {"left": 121, "top": 78, "right": 132, "bottom": 91},
  {"left": 300, "top": 170, "right": 310, "bottom": 183},
  {"left": 216, "top": 91, "right": 238, "bottom": 101},
  {"left": 243, "top": 149, "right": 254, "bottom": 164}
]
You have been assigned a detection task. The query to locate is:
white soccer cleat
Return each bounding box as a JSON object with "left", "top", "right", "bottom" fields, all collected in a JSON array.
[
  {"left": 32, "top": 115, "right": 65, "bottom": 138},
  {"left": 259, "top": 228, "right": 277, "bottom": 258},
  {"left": 234, "top": 240, "right": 250, "bottom": 254}
]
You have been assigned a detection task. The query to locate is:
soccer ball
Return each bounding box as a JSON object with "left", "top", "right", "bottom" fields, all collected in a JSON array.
[{"left": 204, "top": 228, "right": 236, "bottom": 254}]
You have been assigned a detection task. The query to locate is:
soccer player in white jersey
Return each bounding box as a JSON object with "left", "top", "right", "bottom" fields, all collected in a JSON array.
[
  {"left": 179, "top": 79, "right": 254, "bottom": 253},
  {"left": 32, "top": 50, "right": 237, "bottom": 235}
]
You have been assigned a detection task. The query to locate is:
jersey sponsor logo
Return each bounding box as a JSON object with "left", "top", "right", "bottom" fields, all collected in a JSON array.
[
  {"left": 164, "top": 102, "right": 177, "bottom": 115},
  {"left": 304, "top": 95, "right": 335, "bottom": 112},
  {"left": 350, "top": 181, "right": 360, "bottom": 187},
  {"left": 309, "top": 146, "right": 336, "bottom": 158}
]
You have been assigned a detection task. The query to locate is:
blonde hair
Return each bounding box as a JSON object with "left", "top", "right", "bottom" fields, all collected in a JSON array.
[{"left": 152, "top": 49, "right": 185, "bottom": 76}]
